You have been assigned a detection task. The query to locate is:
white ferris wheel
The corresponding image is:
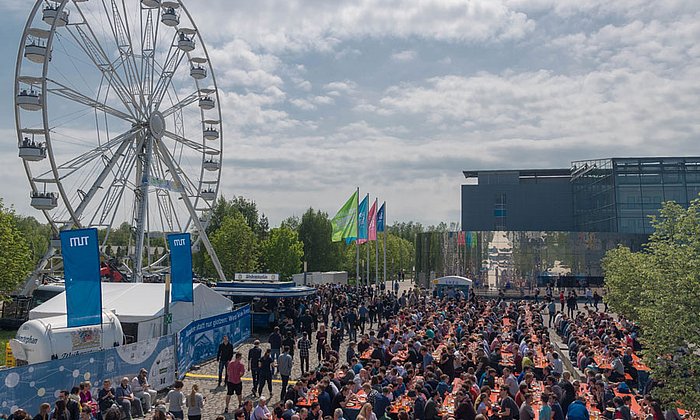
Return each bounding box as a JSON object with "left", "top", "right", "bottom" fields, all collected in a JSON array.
[{"left": 14, "top": 0, "right": 226, "bottom": 290}]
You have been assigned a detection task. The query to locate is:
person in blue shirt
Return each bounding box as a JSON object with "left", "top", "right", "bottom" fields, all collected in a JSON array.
[
  {"left": 566, "top": 396, "right": 590, "bottom": 420},
  {"left": 420, "top": 347, "right": 433, "bottom": 371},
  {"left": 435, "top": 374, "right": 451, "bottom": 398},
  {"left": 352, "top": 358, "right": 364, "bottom": 374},
  {"left": 358, "top": 304, "right": 369, "bottom": 334},
  {"left": 392, "top": 377, "right": 406, "bottom": 398},
  {"left": 550, "top": 394, "right": 565, "bottom": 420},
  {"left": 372, "top": 387, "right": 392, "bottom": 420},
  {"left": 316, "top": 384, "right": 332, "bottom": 418}
]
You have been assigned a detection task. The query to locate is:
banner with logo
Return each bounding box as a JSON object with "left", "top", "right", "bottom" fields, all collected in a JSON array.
[
  {"left": 176, "top": 305, "right": 251, "bottom": 378},
  {"left": 331, "top": 189, "right": 359, "bottom": 242},
  {"left": 377, "top": 202, "right": 385, "bottom": 232},
  {"left": 168, "top": 233, "right": 193, "bottom": 302},
  {"left": 0, "top": 335, "right": 175, "bottom": 417},
  {"left": 148, "top": 175, "right": 185, "bottom": 193},
  {"left": 60, "top": 228, "right": 102, "bottom": 328}
]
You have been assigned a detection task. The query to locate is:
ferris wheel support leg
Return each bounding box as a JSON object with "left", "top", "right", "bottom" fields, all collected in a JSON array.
[
  {"left": 19, "top": 244, "right": 58, "bottom": 296},
  {"left": 156, "top": 141, "right": 227, "bottom": 282},
  {"left": 133, "top": 135, "right": 154, "bottom": 283}
]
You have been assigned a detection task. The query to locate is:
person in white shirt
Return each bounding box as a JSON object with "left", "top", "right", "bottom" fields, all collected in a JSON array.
[
  {"left": 551, "top": 353, "right": 564, "bottom": 376},
  {"left": 252, "top": 396, "right": 272, "bottom": 420},
  {"left": 503, "top": 367, "right": 519, "bottom": 398},
  {"left": 132, "top": 368, "right": 157, "bottom": 413},
  {"left": 519, "top": 340, "right": 530, "bottom": 357}
]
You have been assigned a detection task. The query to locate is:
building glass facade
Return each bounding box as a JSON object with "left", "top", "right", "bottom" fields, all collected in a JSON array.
[
  {"left": 572, "top": 157, "right": 700, "bottom": 234},
  {"left": 414, "top": 230, "right": 647, "bottom": 289}
]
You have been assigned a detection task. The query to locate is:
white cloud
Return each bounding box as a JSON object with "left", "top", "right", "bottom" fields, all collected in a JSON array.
[
  {"left": 391, "top": 50, "right": 417, "bottom": 62},
  {"left": 3, "top": 0, "right": 700, "bottom": 228},
  {"left": 296, "top": 80, "right": 313, "bottom": 91},
  {"left": 189, "top": 0, "right": 536, "bottom": 52}
]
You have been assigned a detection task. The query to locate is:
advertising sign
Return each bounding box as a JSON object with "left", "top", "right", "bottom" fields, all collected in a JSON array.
[
  {"left": 234, "top": 273, "right": 279, "bottom": 281},
  {"left": 176, "top": 305, "right": 251, "bottom": 378},
  {"left": 60, "top": 228, "right": 102, "bottom": 328},
  {"left": 0, "top": 335, "right": 175, "bottom": 417},
  {"left": 168, "top": 233, "right": 193, "bottom": 302}
]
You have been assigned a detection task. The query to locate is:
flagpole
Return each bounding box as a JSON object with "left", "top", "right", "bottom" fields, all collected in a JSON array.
[
  {"left": 356, "top": 240, "right": 360, "bottom": 289},
  {"left": 382, "top": 202, "right": 387, "bottom": 287},
  {"left": 365, "top": 240, "right": 369, "bottom": 287},
  {"left": 374, "top": 199, "right": 379, "bottom": 290},
  {"left": 355, "top": 187, "right": 360, "bottom": 289}
]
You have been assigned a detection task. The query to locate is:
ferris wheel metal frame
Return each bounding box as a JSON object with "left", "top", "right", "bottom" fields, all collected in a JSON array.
[{"left": 14, "top": 0, "right": 226, "bottom": 293}]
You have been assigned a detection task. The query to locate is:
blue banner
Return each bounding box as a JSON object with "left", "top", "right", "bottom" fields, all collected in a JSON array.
[
  {"left": 0, "top": 335, "right": 176, "bottom": 417},
  {"left": 358, "top": 194, "right": 369, "bottom": 240},
  {"left": 60, "top": 228, "right": 102, "bottom": 328},
  {"left": 176, "top": 305, "right": 251, "bottom": 379},
  {"left": 168, "top": 233, "right": 193, "bottom": 302},
  {"left": 377, "top": 202, "right": 385, "bottom": 232}
]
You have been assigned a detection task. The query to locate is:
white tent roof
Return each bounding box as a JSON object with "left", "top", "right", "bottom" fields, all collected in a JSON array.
[
  {"left": 435, "top": 276, "right": 473, "bottom": 286},
  {"left": 29, "top": 283, "right": 232, "bottom": 324}
]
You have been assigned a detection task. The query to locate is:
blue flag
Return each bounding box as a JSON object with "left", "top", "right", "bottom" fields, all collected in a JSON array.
[
  {"left": 168, "top": 233, "right": 194, "bottom": 302},
  {"left": 61, "top": 228, "right": 102, "bottom": 327},
  {"left": 357, "top": 194, "right": 369, "bottom": 240},
  {"left": 377, "top": 202, "right": 385, "bottom": 232}
]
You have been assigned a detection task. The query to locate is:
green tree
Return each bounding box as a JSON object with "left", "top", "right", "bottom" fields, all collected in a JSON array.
[
  {"left": 601, "top": 246, "right": 647, "bottom": 321},
  {"left": 14, "top": 215, "right": 51, "bottom": 264},
  {"left": 602, "top": 199, "right": 700, "bottom": 413},
  {"left": 387, "top": 221, "right": 424, "bottom": 243},
  {"left": 0, "top": 200, "right": 33, "bottom": 299},
  {"left": 260, "top": 227, "right": 304, "bottom": 280},
  {"left": 208, "top": 211, "right": 258, "bottom": 278},
  {"left": 280, "top": 216, "right": 300, "bottom": 231},
  {"left": 208, "top": 196, "right": 268, "bottom": 240},
  {"left": 339, "top": 233, "right": 414, "bottom": 282},
  {"left": 298, "top": 208, "right": 342, "bottom": 272}
]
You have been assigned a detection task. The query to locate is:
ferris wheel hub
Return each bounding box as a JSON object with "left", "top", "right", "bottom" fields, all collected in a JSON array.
[{"left": 148, "top": 111, "right": 166, "bottom": 139}]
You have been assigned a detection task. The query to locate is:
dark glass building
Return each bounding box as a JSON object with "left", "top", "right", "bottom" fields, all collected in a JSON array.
[
  {"left": 572, "top": 157, "right": 700, "bottom": 233},
  {"left": 461, "top": 157, "right": 700, "bottom": 234},
  {"left": 437, "top": 157, "right": 700, "bottom": 288},
  {"left": 461, "top": 169, "right": 573, "bottom": 231}
]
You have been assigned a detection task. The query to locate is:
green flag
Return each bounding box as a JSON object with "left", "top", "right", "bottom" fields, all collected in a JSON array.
[{"left": 331, "top": 190, "right": 358, "bottom": 242}]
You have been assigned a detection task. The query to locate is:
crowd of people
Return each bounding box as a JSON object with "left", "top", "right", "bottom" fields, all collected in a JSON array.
[
  {"left": 3, "top": 281, "right": 692, "bottom": 420},
  {"left": 214, "top": 283, "right": 691, "bottom": 420},
  {"left": 1, "top": 370, "right": 204, "bottom": 420}
]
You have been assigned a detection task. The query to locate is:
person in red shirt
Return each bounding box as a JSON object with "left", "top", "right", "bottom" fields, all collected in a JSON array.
[
  {"left": 559, "top": 291, "right": 566, "bottom": 312},
  {"left": 226, "top": 352, "right": 246, "bottom": 412}
]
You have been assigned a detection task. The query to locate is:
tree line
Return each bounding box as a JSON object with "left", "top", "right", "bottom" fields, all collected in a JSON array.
[
  {"left": 193, "top": 196, "right": 422, "bottom": 281},
  {"left": 602, "top": 199, "right": 700, "bottom": 413},
  {"left": 0, "top": 195, "right": 436, "bottom": 297}
]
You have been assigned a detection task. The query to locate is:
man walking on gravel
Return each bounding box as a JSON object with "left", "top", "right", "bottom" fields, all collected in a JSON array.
[
  {"left": 217, "top": 335, "right": 233, "bottom": 387},
  {"left": 278, "top": 346, "right": 293, "bottom": 401}
]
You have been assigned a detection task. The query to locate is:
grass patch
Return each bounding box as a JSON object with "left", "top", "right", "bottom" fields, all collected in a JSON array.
[{"left": 0, "top": 330, "right": 17, "bottom": 366}]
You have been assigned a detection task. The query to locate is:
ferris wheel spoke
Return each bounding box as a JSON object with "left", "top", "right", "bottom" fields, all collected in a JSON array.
[
  {"left": 156, "top": 141, "right": 226, "bottom": 281},
  {"left": 65, "top": 15, "right": 139, "bottom": 118},
  {"left": 139, "top": 6, "right": 160, "bottom": 107},
  {"left": 150, "top": 32, "right": 186, "bottom": 111},
  {"left": 46, "top": 78, "right": 136, "bottom": 122},
  {"left": 34, "top": 127, "right": 139, "bottom": 183},
  {"left": 160, "top": 91, "right": 200, "bottom": 117},
  {"left": 70, "top": 134, "right": 135, "bottom": 224},
  {"left": 162, "top": 130, "right": 220, "bottom": 156},
  {"left": 91, "top": 138, "right": 141, "bottom": 228},
  {"left": 99, "top": 0, "right": 144, "bottom": 113}
]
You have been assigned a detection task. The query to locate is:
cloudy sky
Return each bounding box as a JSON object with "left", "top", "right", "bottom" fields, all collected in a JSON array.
[{"left": 1, "top": 0, "right": 699, "bottom": 227}]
